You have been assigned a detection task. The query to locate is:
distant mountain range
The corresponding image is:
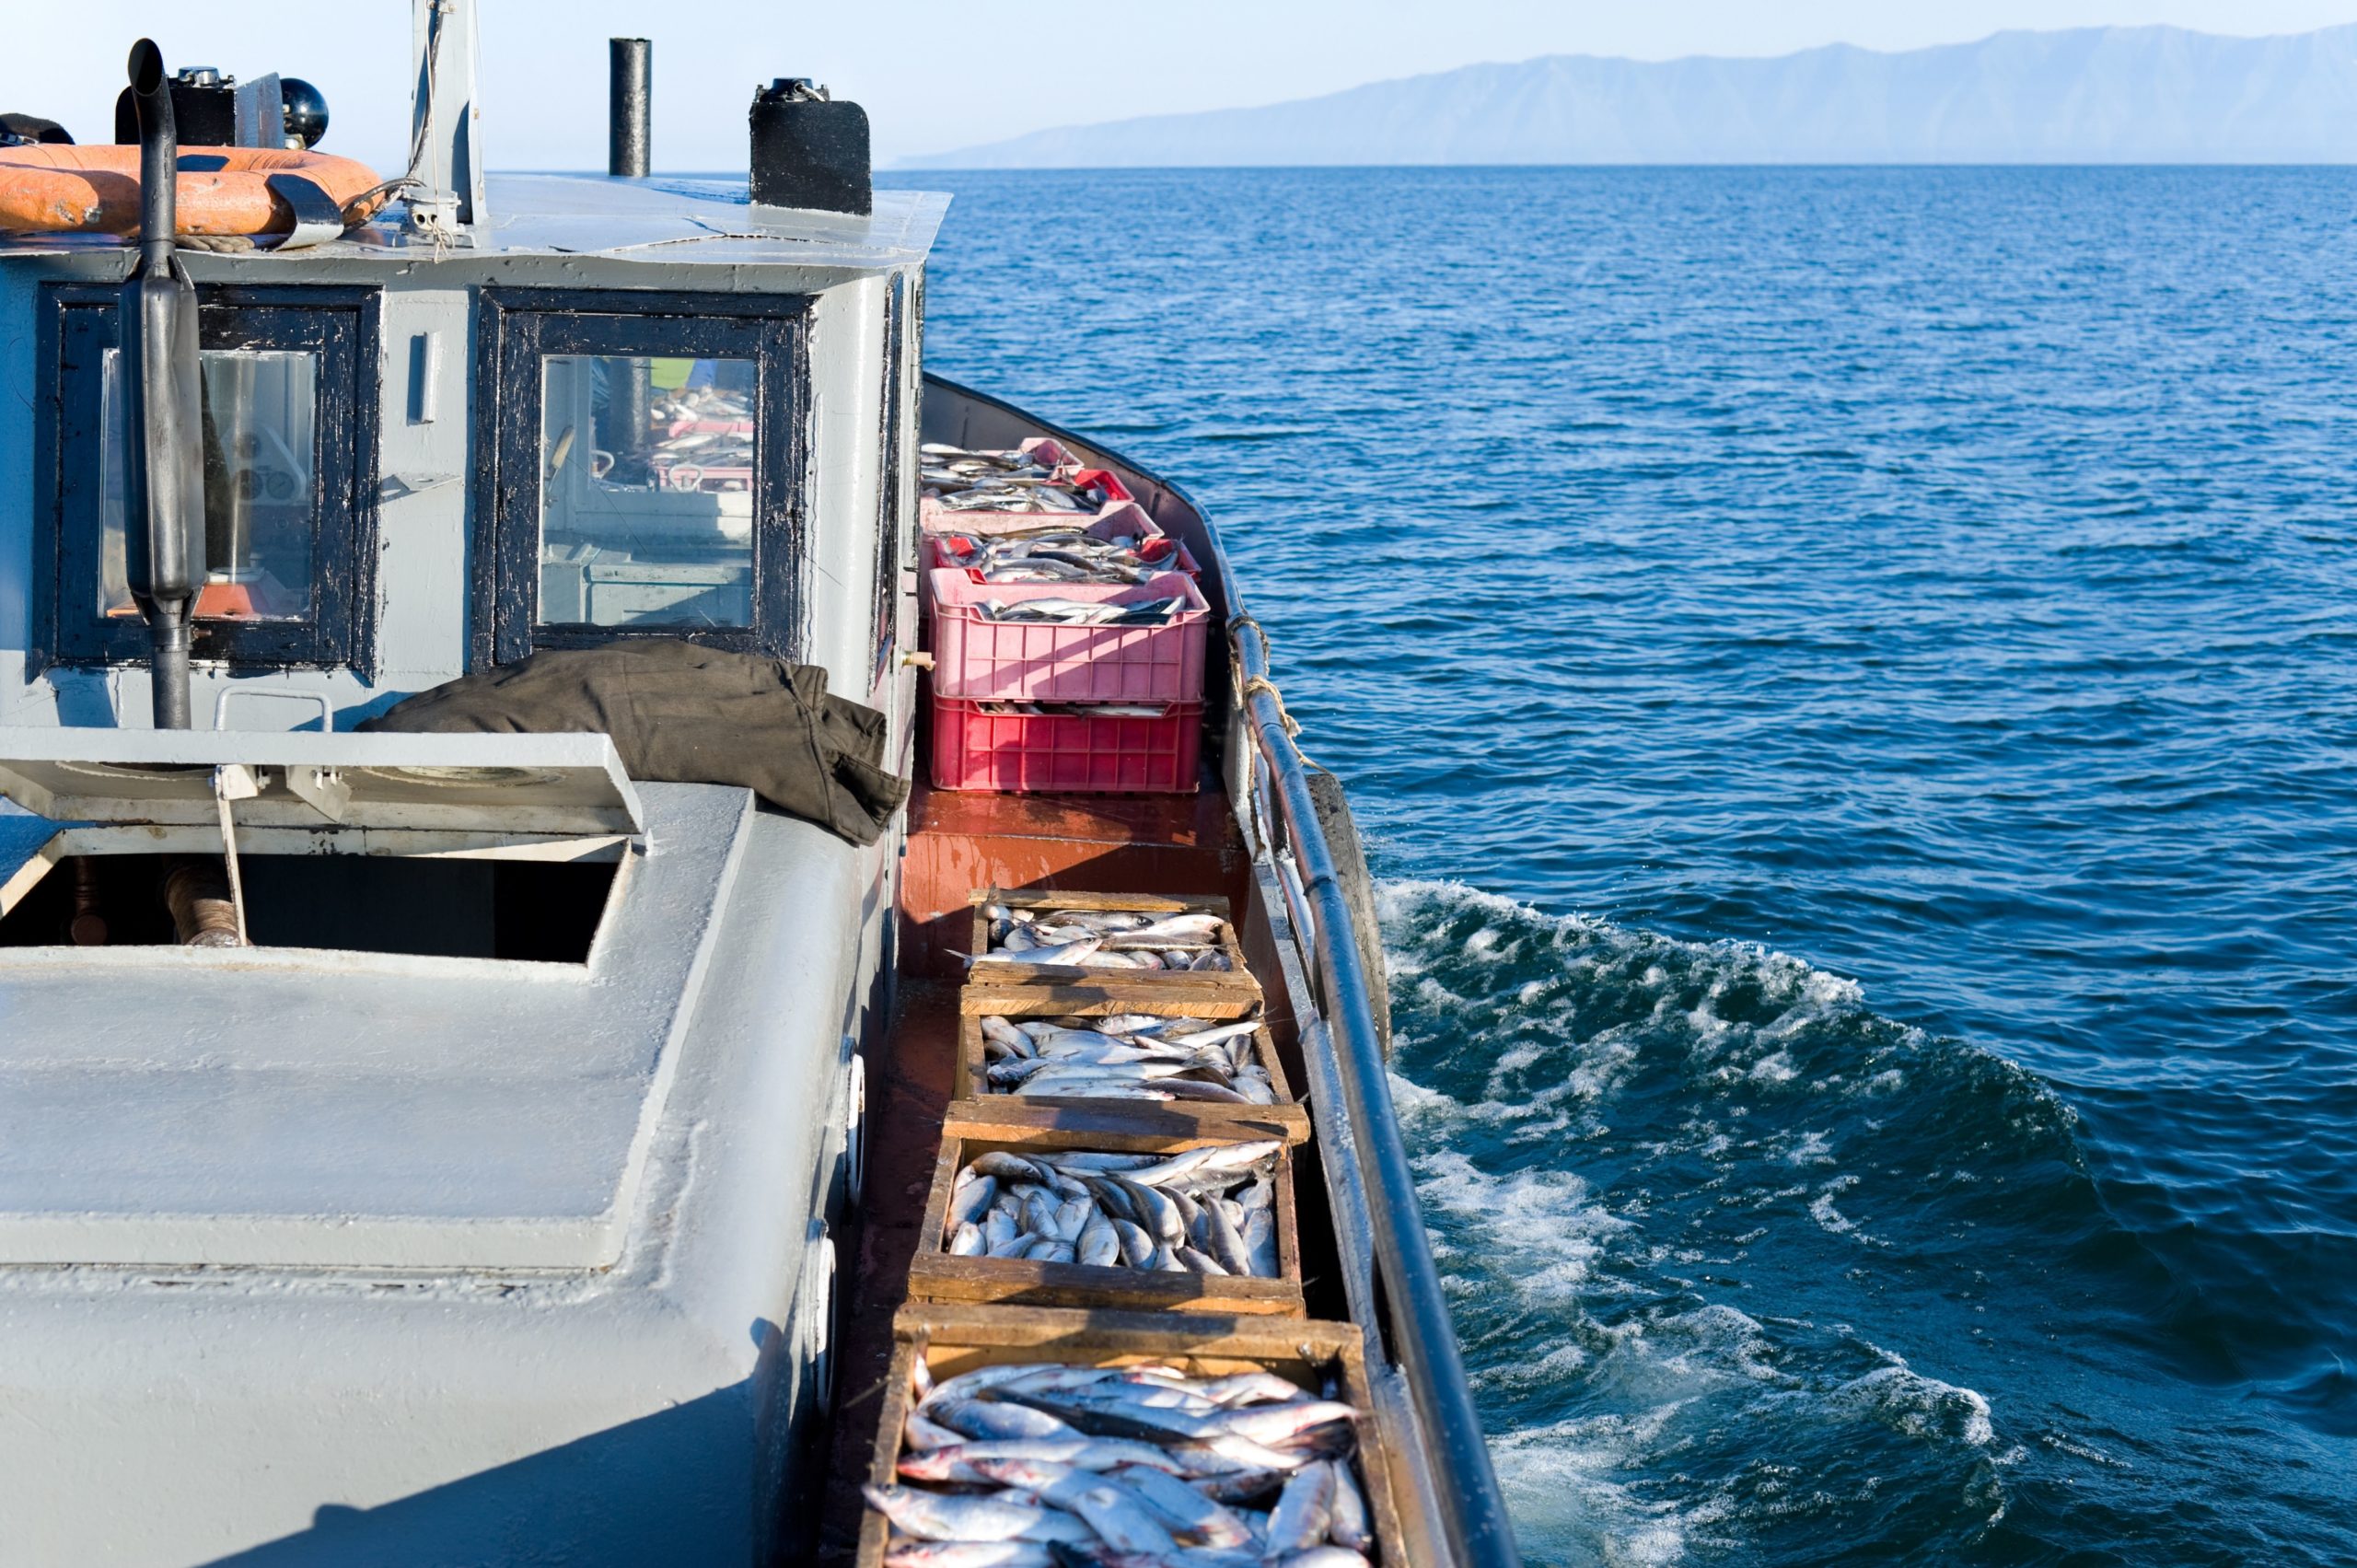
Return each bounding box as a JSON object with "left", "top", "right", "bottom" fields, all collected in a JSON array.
[{"left": 899, "top": 26, "right": 2357, "bottom": 168}]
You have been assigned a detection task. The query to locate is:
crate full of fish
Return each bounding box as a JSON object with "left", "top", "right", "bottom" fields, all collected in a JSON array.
[
  {"left": 857, "top": 1304, "right": 1401, "bottom": 1568},
  {"left": 922, "top": 503, "right": 1202, "bottom": 587},
  {"left": 911, "top": 1109, "right": 1304, "bottom": 1317},
  {"left": 921, "top": 439, "right": 1135, "bottom": 529},
  {"left": 930, "top": 697, "right": 1202, "bottom": 796},
  {"left": 929, "top": 571, "right": 1210, "bottom": 705},
  {"left": 964, "top": 891, "right": 1255, "bottom": 994},
  {"left": 955, "top": 991, "right": 1306, "bottom": 1138}
]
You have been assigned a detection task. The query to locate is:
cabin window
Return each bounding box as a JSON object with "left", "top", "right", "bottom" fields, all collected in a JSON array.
[
  {"left": 871, "top": 273, "right": 909, "bottom": 683},
  {"left": 474, "top": 288, "right": 812, "bottom": 668},
  {"left": 37, "top": 285, "right": 382, "bottom": 674}
]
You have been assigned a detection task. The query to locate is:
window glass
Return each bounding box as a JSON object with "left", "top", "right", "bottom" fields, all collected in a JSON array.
[
  {"left": 98, "top": 348, "right": 319, "bottom": 621},
  {"left": 538, "top": 354, "right": 755, "bottom": 630}
]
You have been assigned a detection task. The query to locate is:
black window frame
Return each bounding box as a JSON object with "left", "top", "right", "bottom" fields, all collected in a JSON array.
[
  {"left": 871, "top": 273, "right": 910, "bottom": 685},
  {"left": 471, "top": 287, "right": 814, "bottom": 670},
  {"left": 33, "top": 282, "right": 383, "bottom": 678}
]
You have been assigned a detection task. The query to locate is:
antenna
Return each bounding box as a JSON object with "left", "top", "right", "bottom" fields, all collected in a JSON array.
[{"left": 407, "top": 0, "right": 487, "bottom": 241}]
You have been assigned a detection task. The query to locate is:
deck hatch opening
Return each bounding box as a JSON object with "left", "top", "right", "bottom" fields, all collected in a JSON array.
[
  {"left": 0, "top": 729, "right": 643, "bottom": 964},
  {"left": 0, "top": 842, "right": 621, "bottom": 962}
]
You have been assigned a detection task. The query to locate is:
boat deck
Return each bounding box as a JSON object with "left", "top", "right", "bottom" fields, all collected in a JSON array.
[{"left": 812, "top": 768, "right": 1349, "bottom": 1562}]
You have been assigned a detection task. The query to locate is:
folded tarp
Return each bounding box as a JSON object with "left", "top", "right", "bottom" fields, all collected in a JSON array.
[{"left": 362, "top": 641, "right": 907, "bottom": 847}]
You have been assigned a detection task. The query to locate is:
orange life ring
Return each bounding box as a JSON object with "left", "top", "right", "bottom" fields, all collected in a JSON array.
[{"left": 0, "top": 145, "right": 388, "bottom": 238}]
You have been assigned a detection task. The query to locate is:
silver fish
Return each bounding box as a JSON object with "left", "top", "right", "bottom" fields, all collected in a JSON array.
[
  {"left": 900, "top": 1437, "right": 1188, "bottom": 1483},
  {"left": 1262, "top": 1463, "right": 1336, "bottom": 1555},
  {"left": 905, "top": 1410, "right": 967, "bottom": 1451},
  {"left": 966, "top": 1461, "right": 1177, "bottom": 1557},
  {"left": 1167, "top": 1020, "right": 1260, "bottom": 1051},
  {"left": 970, "top": 937, "right": 1102, "bottom": 967},
  {"left": 1077, "top": 1213, "right": 1121, "bottom": 1268},
  {"left": 1048, "top": 1151, "right": 1160, "bottom": 1171},
  {"left": 1124, "top": 1141, "right": 1283, "bottom": 1188},
  {"left": 861, "top": 1483, "right": 1090, "bottom": 1544},
  {"left": 981, "top": 1016, "right": 1036, "bottom": 1057},
  {"left": 1186, "top": 1466, "right": 1290, "bottom": 1503},
  {"left": 882, "top": 1544, "right": 1054, "bottom": 1568},
  {"left": 1201, "top": 1400, "right": 1356, "bottom": 1446},
  {"left": 1199, "top": 1195, "right": 1254, "bottom": 1277},
  {"left": 1191, "top": 1372, "right": 1305, "bottom": 1409},
  {"left": 949, "top": 1174, "right": 999, "bottom": 1231},
  {"left": 1106, "top": 1462, "right": 1256, "bottom": 1549},
  {"left": 929, "top": 1396, "right": 1076, "bottom": 1442},
  {"left": 1324, "top": 1459, "right": 1372, "bottom": 1551},
  {"left": 1111, "top": 1217, "right": 1157, "bottom": 1267},
  {"left": 949, "top": 1222, "right": 985, "bottom": 1257},
  {"left": 1243, "top": 1210, "right": 1279, "bottom": 1278},
  {"left": 972, "top": 1152, "right": 1051, "bottom": 1184}
]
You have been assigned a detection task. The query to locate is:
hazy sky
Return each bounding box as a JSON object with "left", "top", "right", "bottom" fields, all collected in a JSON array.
[{"left": 6, "top": 2, "right": 2355, "bottom": 169}]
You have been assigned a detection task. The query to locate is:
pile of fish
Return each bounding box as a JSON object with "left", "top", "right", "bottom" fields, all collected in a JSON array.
[
  {"left": 869, "top": 1356, "right": 1377, "bottom": 1567},
  {"left": 944, "top": 1141, "right": 1283, "bottom": 1275},
  {"left": 924, "top": 443, "right": 1118, "bottom": 516},
  {"left": 975, "top": 1013, "right": 1275, "bottom": 1106},
  {"left": 971, "top": 906, "right": 1235, "bottom": 972},
  {"left": 977, "top": 597, "right": 1188, "bottom": 627},
  {"left": 645, "top": 386, "right": 754, "bottom": 489},
  {"left": 935, "top": 528, "right": 1184, "bottom": 587}
]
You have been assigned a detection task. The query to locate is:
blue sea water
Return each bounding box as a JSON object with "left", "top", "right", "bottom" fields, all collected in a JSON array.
[{"left": 881, "top": 167, "right": 2357, "bottom": 1566}]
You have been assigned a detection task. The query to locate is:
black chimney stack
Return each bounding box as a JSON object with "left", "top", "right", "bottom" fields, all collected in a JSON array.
[
  {"left": 609, "top": 38, "right": 650, "bottom": 178},
  {"left": 749, "top": 79, "right": 870, "bottom": 215},
  {"left": 119, "top": 39, "right": 206, "bottom": 730}
]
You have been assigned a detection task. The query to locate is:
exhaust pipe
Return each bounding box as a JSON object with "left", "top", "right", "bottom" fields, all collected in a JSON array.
[
  {"left": 120, "top": 39, "right": 206, "bottom": 730},
  {"left": 609, "top": 38, "right": 650, "bottom": 178}
]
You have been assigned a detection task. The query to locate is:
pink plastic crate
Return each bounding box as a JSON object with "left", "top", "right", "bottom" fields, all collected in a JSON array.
[
  {"left": 929, "top": 571, "right": 1209, "bottom": 703},
  {"left": 930, "top": 696, "right": 1202, "bottom": 795}
]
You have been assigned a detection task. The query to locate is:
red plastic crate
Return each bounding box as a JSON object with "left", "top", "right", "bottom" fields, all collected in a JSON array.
[
  {"left": 930, "top": 695, "right": 1202, "bottom": 795},
  {"left": 928, "top": 570, "right": 1209, "bottom": 703}
]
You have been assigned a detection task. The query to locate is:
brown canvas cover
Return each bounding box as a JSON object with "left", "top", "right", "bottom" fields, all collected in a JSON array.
[{"left": 362, "top": 640, "right": 907, "bottom": 846}]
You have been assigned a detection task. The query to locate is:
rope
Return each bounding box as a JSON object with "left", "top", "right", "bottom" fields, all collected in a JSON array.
[{"left": 1229, "top": 611, "right": 1317, "bottom": 768}]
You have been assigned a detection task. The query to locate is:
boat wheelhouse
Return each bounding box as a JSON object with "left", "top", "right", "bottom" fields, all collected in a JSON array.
[{"left": 0, "top": 10, "right": 1515, "bottom": 1565}]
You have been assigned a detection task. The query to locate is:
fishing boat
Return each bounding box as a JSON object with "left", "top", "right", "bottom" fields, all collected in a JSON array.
[{"left": 0, "top": 8, "right": 1516, "bottom": 1564}]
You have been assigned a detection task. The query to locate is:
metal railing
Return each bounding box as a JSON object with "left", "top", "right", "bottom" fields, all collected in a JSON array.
[
  {"left": 921, "top": 377, "right": 1522, "bottom": 1568},
  {"left": 1213, "top": 565, "right": 1522, "bottom": 1568}
]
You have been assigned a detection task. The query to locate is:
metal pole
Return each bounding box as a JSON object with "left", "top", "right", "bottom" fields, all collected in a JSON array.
[
  {"left": 122, "top": 39, "right": 204, "bottom": 731},
  {"left": 609, "top": 38, "right": 650, "bottom": 177}
]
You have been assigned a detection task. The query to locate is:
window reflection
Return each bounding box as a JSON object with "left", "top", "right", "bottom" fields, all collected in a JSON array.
[
  {"left": 538, "top": 354, "right": 756, "bottom": 629},
  {"left": 99, "top": 348, "right": 317, "bottom": 621}
]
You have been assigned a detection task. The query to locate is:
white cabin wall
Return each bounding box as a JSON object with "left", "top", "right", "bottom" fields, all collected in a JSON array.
[{"left": 0, "top": 253, "right": 905, "bottom": 732}]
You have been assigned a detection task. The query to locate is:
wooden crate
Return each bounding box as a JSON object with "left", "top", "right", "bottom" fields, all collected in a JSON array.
[
  {"left": 965, "top": 888, "right": 1261, "bottom": 1001},
  {"left": 855, "top": 1304, "right": 1406, "bottom": 1568},
  {"left": 910, "top": 1106, "right": 1306, "bottom": 1317},
  {"left": 952, "top": 986, "right": 1309, "bottom": 1141}
]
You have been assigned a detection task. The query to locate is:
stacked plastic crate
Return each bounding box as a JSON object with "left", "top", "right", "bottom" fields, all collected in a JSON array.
[{"left": 921, "top": 439, "right": 1211, "bottom": 793}]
